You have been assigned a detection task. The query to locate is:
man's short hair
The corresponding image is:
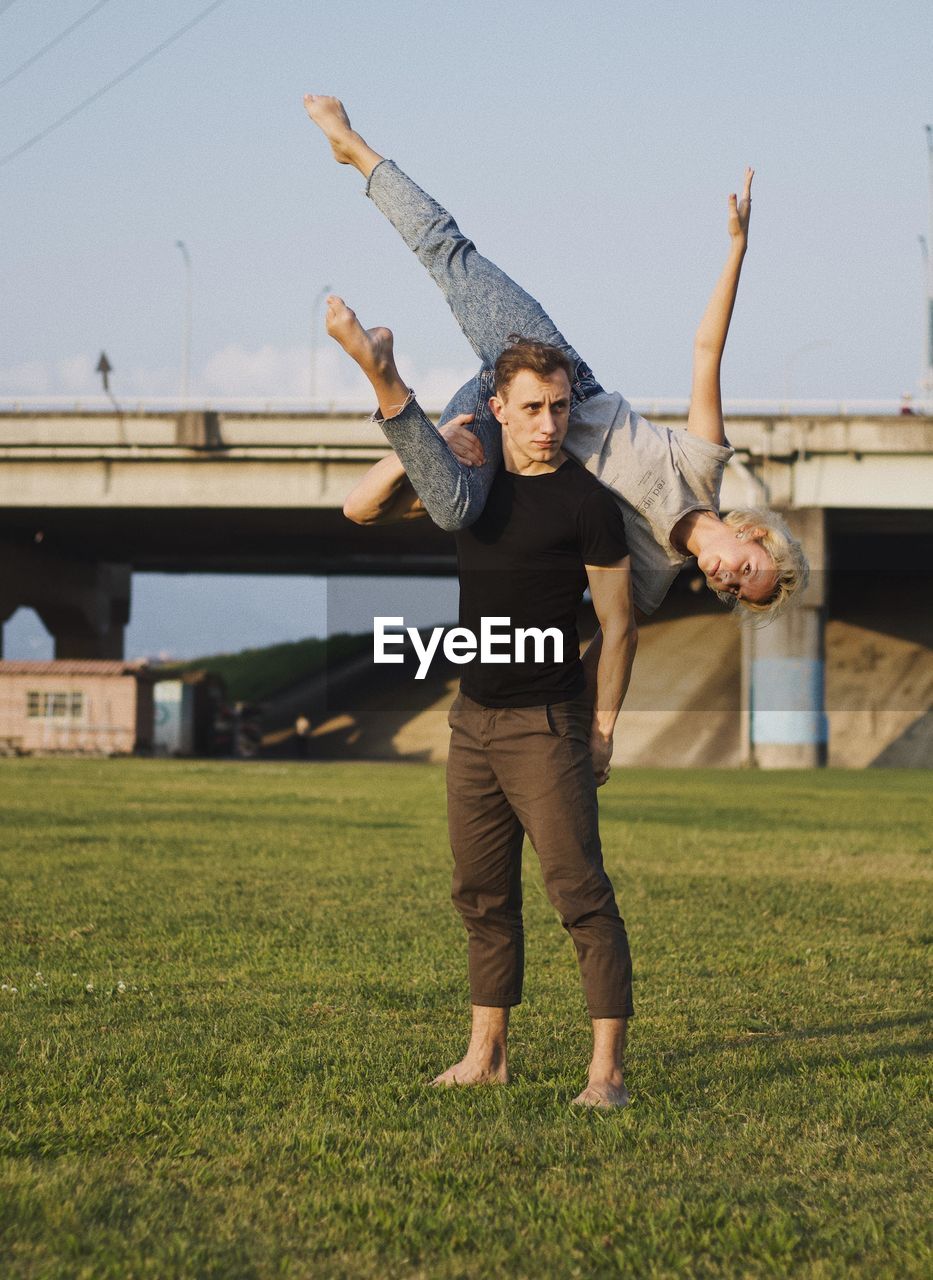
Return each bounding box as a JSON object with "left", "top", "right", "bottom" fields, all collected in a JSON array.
[
  {"left": 494, "top": 336, "right": 573, "bottom": 398},
  {"left": 713, "top": 507, "right": 810, "bottom": 621}
]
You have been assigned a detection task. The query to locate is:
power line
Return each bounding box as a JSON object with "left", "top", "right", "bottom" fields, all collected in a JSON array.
[
  {"left": 1, "top": 0, "right": 116, "bottom": 93},
  {"left": 0, "top": 0, "right": 229, "bottom": 168}
]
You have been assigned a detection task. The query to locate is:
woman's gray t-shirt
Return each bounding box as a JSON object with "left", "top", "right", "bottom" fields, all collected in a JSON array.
[{"left": 562, "top": 391, "right": 734, "bottom": 615}]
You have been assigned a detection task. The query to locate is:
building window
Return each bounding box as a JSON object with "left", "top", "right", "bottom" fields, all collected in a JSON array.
[{"left": 25, "top": 691, "right": 85, "bottom": 719}]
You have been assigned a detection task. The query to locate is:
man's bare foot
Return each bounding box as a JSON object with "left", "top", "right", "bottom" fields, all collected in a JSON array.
[
  {"left": 572, "top": 1079, "right": 630, "bottom": 1110},
  {"left": 303, "top": 94, "right": 382, "bottom": 176},
  {"left": 577, "top": 1018, "right": 629, "bottom": 1108},
  {"left": 433, "top": 1006, "right": 510, "bottom": 1088},
  {"left": 432, "top": 1053, "right": 509, "bottom": 1088}
]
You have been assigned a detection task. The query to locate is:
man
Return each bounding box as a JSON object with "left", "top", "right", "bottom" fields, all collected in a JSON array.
[
  {"left": 303, "top": 94, "right": 808, "bottom": 622},
  {"left": 327, "top": 295, "right": 637, "bottom": 1108}
]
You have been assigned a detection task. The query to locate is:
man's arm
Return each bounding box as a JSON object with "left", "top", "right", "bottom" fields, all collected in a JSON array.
[
  {"left": 581, "top": 607, "right": 647, "bottom": 699},
  {"left": 584, "top": 558, "right": 638, "bottom": 786},
  {"left": 686, "top": 167, "right": 753, "bottom": 447},
  {"left": 343, "top": 413, "right": 483, "bottom": 525}
]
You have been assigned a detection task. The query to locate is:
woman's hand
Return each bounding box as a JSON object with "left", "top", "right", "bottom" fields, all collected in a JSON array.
[
  {"left": 728, "top": 167, "right": 754, "bottom": 245},
  {"left": 439, "top": 413, "right": 484, "bottom": 467}
]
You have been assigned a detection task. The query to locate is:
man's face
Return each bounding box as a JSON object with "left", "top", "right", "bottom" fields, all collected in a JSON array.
[
  {"left": 490, "top": 368, "right": 571, "bottom": 468},
  {"left": 697, "top": 526, "right": 779, "bottom": 604}
]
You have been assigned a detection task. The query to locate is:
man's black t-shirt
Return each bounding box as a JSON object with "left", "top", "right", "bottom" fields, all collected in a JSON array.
[{"left": 454, "top": 455, "right": 629, "bottom": 707}]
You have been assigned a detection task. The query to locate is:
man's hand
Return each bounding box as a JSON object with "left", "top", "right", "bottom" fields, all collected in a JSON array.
[
  {"left": 590, "top": 728, "right": 613, "bottom": 787},
  {"left": 728, "top": 167, "right": 754, "bottom": 245},
  {"left": 439, "top": 414, "right": 483, "bottom": 467},
  {"left": 585, "top": 559, "right": 636, "bottom": 787}
]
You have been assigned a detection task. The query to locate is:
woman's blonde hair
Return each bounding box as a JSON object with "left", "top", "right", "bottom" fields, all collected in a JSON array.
[{"left": 712, "top": 507, "right": 810, "bottom": 621}]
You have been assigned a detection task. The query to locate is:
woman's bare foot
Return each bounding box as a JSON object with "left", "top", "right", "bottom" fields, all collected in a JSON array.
[
  {"left": 572, "top": 1078, "right": 630, "bottom": 1110},
  {"left": 325, "top": 296, "right": 410, "bottom": 417},
  {"left": 325, "top": 296, "right": 393, "bottom": 376},
  {"left": 303, "top": 94, "right": 382, "bottom": 177}
]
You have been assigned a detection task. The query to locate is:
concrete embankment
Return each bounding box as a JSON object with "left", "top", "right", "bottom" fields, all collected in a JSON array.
[{"left": 261, "top": 595, "right": 931, "bottom": 767}]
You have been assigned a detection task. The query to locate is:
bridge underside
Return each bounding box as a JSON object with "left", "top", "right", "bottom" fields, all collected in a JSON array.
[
  {"left": 0, "top": 505, "right": 458, "bottom": 576},
  {"left": 2, "top": 505, "right": 931, "bottom": 577},
  {"left": 2, "top": 507, "right": 930, "bottom": 770}
]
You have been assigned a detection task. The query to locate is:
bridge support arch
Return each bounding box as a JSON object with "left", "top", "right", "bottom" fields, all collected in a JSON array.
[{"left": 0, "top": 544, "right": 131, "bottom": 660}]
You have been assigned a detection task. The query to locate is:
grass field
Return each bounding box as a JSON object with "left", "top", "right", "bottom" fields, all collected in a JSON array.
[{"left": 1, "top": 761, "right": 930, "bottom": 1279}]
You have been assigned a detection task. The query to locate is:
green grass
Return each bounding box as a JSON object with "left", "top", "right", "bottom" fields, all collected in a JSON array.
[
  {"left": 0, "top": 762, "right": 929, "bottom": 1279},
  {"left": 162, "top": 631, "right": 370, "bottom": 702}
]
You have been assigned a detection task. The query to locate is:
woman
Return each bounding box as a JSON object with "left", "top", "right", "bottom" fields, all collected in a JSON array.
[{"left": 304, "top": 95, "right": 808, "bottom": 620}]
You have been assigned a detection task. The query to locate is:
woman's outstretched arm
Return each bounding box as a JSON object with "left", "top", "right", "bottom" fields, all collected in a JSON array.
[
  {"left": 343, "top": 451, "right": 425, "bottom": 525},
  {"left": 686, "top": 167, "right": 753, "bottom": 446}
]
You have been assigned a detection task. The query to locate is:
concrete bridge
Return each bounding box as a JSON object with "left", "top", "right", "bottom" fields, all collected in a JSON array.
[{"left": 2, "top": 407, "right": 931, "bottom": 767}]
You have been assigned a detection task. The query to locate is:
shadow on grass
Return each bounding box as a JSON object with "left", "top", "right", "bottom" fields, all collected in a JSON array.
[
  {"left": 723, "top": 1012, "right": 931, "bottom": 1044},
  {"left": 711, "top": 1036, "right": 933, "bottom": 1087},
  {"left": 651, "top": 1013, "right": 933, "bottom": 1080}
]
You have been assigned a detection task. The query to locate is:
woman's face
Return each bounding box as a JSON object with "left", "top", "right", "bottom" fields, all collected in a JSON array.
[{"left": 697, "top": 526, "right": 778, "bottom": 604}]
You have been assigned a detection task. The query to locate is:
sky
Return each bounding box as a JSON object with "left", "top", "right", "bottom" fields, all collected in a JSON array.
[{"left": 2, "top": 0, "right": 931, "bottom": 658}]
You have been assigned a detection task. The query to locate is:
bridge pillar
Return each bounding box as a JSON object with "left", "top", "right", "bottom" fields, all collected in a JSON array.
[
  {"left": 176, "top": 410, "right": 223, "bottom": 448},
  {"left": 0, "top": 545, "right": 132, "bottom": 661},
  {"left": 745, "top": 508, "right": 828, "bottom": 768},
  {"left": 0, "top": 599, "right": 17, "bottom": 659}
]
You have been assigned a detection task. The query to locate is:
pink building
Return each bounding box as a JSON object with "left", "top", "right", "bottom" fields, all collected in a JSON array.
[{"left": 0, "top": 660, "right": 155, "bottom": 756}]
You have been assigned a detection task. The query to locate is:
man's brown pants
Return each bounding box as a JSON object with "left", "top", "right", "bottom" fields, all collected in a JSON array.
[{"left": 446, "top": 691, "right": 634, "bottom": 1020}]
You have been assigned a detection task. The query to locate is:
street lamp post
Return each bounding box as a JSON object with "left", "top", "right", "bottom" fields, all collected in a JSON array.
[
  {"left": 923, "top": 126, "right": 933, "bottom": 396},
  {"left": 310, "top": 283, "right": 332, "bottom": 409},
  {"left": 920, "top": 234, "right": 929, "bottom": 397},
  {"left": 176, "top": 240, "right": 192, "bottom": 404}
]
